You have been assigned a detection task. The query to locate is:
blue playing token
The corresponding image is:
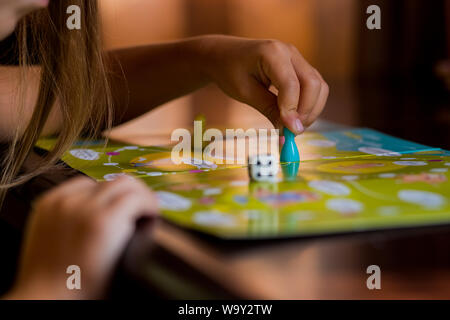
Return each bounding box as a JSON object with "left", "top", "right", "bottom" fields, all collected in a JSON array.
[{"left": 280, "top": 127, "right": 300, "bottom": 163}]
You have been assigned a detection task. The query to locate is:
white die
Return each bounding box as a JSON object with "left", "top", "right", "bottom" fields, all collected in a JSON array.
[{"left": 248, "top": 154, "right": 278, "bottom": 182}]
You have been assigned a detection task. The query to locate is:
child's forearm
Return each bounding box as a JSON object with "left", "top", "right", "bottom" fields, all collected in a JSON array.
[
  {"left": 107, "top": 34, "right": 328, "bottom": 134},
  {"left": 107, "top": 36, "right": 213, "bottom": 125}
]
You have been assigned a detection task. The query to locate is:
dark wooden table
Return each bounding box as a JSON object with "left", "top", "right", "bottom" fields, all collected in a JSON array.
[
  {"left": 108, "top": 120, "right": 450, "bottom": 300},
  {"left": 115, "top": 220, "right": 450, "bottom": 299}
]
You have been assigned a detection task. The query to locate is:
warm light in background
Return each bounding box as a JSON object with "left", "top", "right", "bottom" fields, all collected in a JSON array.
[
  {"left": 100, "top": 0, "right": 186, "bottom": 49},
  {"left": 101, "top": 0, "right": 360, "bottom": 142}
]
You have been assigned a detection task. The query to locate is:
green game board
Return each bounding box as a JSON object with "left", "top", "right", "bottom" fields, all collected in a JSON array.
[{"left": 36, "top": 128, "right": 450, "bottom": 239}]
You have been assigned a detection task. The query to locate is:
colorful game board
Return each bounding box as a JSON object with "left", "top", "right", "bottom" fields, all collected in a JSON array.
[{"left": 37, "top": 128, "right": 450, "bottom": 239}]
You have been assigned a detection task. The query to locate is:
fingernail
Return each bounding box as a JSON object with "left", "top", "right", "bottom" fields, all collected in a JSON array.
[
  {"left": 295, "top": 119, "right": 304, "bottom": 134},
  {"left": 279, "top": 136, "right": 285, "bottom": 146}
]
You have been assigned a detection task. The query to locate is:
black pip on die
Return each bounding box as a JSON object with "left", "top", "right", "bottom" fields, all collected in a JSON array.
[{"left": 248, "top": 154, "right": 278, "bottom": 182}]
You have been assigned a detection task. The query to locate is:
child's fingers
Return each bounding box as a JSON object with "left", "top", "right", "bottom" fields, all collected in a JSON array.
[
  {"left": 303, "top": 75, "right": 329, "bottom": 127},
  {"left": 290, "top": 49, "right": 322, "bottom": 125},
  {"left": 260, "top": 52, "right": 303, "bottom": 134},
  {"left": 40, "top": 176, "right": 96, "bottom": 203},
  {"left": 95, "top": 176, "right": 158, "bottom": 214},
  {"left": 106, "top": 189, "right": 159, "bottom": 221},
  {"left": 94, "top": 175, "right": 137, "bottom": 205},
  {"left": 236, "top": 76, "right": 282, "bottom": 129}
]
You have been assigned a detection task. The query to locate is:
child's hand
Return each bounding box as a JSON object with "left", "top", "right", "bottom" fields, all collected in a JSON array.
[
  {"left": 199, "top": 35, "right": 329, "bottom": 134},
  {"left": 6, "top": 176, "right": 158, "bottom": 300}
]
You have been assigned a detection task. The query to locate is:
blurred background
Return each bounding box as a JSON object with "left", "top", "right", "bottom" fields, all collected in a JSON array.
[{"left": 101, "top": 0, "right": 450, "bottom": 149}]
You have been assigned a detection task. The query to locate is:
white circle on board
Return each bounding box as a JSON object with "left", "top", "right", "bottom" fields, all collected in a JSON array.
[
  {"left": 146, "top": 172, "right": 163, "bottom": 176},
  {"left": 193, "top": 211, "right": 235, "bottom": 227},
  {"left": 398, "top": 190, "right": 445, "bottom": 208},
  {"left": 103, "top": 173, "right": 126, "bottom": 181},
  {"left": 203, "top": 188, "right": 222, "bottom": 196},
  {"left": 358, "top": 147, "right": 401, "bottom": 157},
  {"left": 230, "top": 180, "right": 249, "bottom": 187},
  {"left": 326, "top": 198, "right": 363, "bottom": 214},
  {"left": 393, "top": 161, "right": 428, "bottom": 166},
  {"left": 430, "top": 168, "right": 448, "bottom": 173},
  {"left": 69, "top": 149, "right": 100, "bottom": 161},
  {"left": 308, "top": 180, "right": 351, "bottom": 196},
  {"left": 307, "top": 140, "right": 336, "bottom": 148},
  {"left": 156, "top": 191, "right": 192, "bottom": 211}
]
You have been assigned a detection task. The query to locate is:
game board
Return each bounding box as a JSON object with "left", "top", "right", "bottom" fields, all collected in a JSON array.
[{"left": 37, "top": 128, "right": 450, "bottom": 239}]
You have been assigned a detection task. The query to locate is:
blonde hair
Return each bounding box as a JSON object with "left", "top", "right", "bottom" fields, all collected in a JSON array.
[{"left": 0, "top": 0, "right": 113, "bottom": 202}]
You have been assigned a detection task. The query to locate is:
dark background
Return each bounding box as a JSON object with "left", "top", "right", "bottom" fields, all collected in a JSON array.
[{"left": 357, "top": 0, "right": 449, "bottom": 149}]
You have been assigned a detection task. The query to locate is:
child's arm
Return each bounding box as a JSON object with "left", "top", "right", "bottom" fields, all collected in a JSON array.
[
  {"left": 0, "top": 35, "right": 327, "bottom": 141},
  {"left": 109, "top": 35, "right": 329, "bottom": 134}
]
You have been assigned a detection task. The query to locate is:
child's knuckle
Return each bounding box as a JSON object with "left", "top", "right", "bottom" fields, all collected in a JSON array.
[
  {"left": 56, "top": 197, "right": 74, "bottom": 212},
  {"left": 283, "top": 76, "right": 300, "bottom": 92},
  {"left": 260, "top": 39, "right": 284, "bottom": 56},
  {"left": 323, "top": 80, "right": 330, "bottom": 94},
  {"left": 84, "top": 214, "right": 107, "bottom": 234},
  {"left": 306, "top": 74, "right": 322, "bottom": 89},
  {"left": 287, "top": 43, "right": 298, "bottom": 53}
]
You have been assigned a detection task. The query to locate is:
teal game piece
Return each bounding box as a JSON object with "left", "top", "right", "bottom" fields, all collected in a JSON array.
[{"left": 280, "top": 127, "right": 300, "bottom": 163}]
